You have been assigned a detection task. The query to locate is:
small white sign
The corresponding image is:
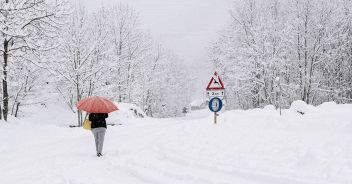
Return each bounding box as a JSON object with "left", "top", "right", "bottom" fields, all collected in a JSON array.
[{"left": 206, "top": 90, "right": 225, "bottom": 99}]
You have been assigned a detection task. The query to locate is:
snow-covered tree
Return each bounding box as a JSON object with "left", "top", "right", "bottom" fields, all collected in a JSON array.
[
  {"left": 46, "top": 3, "right": 110, "bottom": 126},
  {"left": 0, "top": 0, "right": 68, "bottom": 121},
  {"left": 104, "top": 4, "right": 151, "bottom": 103},
  {"left": 210, "top": 0, "right": 352, "bottom": 109},
  {"left": 43, "top": 2, "right": 191, "bottom": 124}
]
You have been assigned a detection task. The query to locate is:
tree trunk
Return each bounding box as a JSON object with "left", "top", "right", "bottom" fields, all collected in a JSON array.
[
  {"left": 3, "top": 39, "right": 9, "bottom": 121},
  {"left": 15, "top": 102, "right": 20, "bottom": 117},
  {"left": 76, "top": 76, "right": 82, "bottom": 127}
]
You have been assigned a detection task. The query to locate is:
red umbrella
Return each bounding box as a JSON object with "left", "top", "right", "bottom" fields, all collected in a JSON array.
[{"left": 76, "top": 96, "right": 118, "bottom": 113}]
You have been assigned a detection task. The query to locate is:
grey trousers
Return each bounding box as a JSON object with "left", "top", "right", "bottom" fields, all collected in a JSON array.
[{"left": 92, "top": 127, "right": 106, "bottom": 154}]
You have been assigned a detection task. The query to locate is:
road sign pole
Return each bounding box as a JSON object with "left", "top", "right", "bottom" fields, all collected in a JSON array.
[
  {"left": 214, "top": 112, "right": 217, "bottom": 124},
  {"left": 207, "top": 72, "right": 225, "bottom": 125}
]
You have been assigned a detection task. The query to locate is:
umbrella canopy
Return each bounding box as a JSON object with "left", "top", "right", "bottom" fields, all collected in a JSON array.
[{"left": 76, "top": 96, "right": 118, "bottom": 113}]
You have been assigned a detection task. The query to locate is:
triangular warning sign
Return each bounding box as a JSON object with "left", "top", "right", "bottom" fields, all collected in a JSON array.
[{"left": 206, "top": 72, "right": 225, "bottom": 90}]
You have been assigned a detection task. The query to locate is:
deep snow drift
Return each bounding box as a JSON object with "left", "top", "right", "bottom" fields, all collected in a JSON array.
[{"left": 1, "top": 101, "right": 352, "bottom": 184}]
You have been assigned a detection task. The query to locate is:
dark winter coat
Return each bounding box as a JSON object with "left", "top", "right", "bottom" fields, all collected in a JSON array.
[{"left": 89, "top": 113, "right": 108, "bottom": 129}]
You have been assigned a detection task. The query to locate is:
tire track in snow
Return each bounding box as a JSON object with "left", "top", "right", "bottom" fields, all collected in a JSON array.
[
  {"left": 103, "top": 120, "right": 240, "bottom": 184},
  {"left": 154, "top": 143, "right": 328, "bottom": 184},
  {"left": 115, "top": 116, "right": 329, "bottom": 184}
]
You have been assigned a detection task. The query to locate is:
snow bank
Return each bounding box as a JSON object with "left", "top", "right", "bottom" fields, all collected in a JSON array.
[
  {"left": 263, "top": 104, "right": 276, "bottom": 111},
  {"left": 317, "top": 101, "right": 337, "bottom": 110},
  {"left": 190, "top": 98, "right": 206, "bottom": 107},
  {"left": 19, "top": 99, "right": 76, "bottom": 127},
  {"left": 289, "top": 100, "right": 315, "bottom": 115},
  {"left": 114, "top": 103, "right": 146, "bottom": 119},
  {"left": 108, "top": 103, "right": 146, "bottom": 125}
]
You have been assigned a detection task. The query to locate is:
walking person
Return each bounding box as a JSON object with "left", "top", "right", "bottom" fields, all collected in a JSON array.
[
  {"left": 89, "top": 113, "right": 108, "bottom": 157},
  {"left": 76, "top": 96, "right": 118, "bottom": 157}
]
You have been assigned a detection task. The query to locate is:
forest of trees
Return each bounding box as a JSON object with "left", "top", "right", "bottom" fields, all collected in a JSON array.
[
  {"left": 2, "top": 0, "right": 352, "bottom": 123},
  {"left": 210, "top": 0, "right": 352, "bottom": 110},
  {"left": 0, "top": 0, "right": 191, "bottom": 123}
]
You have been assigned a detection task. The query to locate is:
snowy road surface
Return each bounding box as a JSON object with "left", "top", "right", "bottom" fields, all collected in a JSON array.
[{"left": 1, "top": 102, "right": 352, "bottom": 184}]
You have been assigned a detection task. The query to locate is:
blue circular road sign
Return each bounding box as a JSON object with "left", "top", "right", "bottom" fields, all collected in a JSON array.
[{"left": 208, "top": 97, "right": 223, "bottom": 112}]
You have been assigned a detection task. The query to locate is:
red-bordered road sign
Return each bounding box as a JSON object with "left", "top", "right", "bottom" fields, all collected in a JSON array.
[{"left": 206, "top": 72, "right": 225, "bottom": 90}]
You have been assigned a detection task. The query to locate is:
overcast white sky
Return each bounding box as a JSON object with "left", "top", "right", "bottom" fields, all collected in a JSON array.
[{"left": 84, "top": 0, "right": 233, "bottom": 65}]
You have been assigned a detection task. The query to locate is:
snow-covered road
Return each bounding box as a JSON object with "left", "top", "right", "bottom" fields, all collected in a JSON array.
[{"left": 1, "top": 102, "right": 352, "bottom": 184}]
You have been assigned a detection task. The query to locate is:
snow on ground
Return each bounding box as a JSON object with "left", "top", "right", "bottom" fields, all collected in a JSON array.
[{"left": 1, "top": 100, "right": 352, "bottom": 184}]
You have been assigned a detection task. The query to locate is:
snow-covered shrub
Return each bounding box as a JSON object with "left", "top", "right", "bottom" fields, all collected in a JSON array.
[
  {"left": 317, "top": 101, "right": 337, "bottom": 110},
  {"left": 263, "top": 105, "right": 276, "bottom": 111},
  {"left": 290, "top": 100, "right": 310, "bottom": 115}
]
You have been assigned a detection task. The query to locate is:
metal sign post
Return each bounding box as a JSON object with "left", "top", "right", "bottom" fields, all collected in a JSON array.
[
  {"left": 206, "top": 72, "right": 225, "bottom": 124},
  {"left": 214, "top": 112, "right": 217, "bottom": 124}
]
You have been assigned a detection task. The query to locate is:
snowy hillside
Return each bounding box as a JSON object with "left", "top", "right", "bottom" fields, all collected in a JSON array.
[{"left": 1, "top": 101, "right": 352, "bottom": 184}]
